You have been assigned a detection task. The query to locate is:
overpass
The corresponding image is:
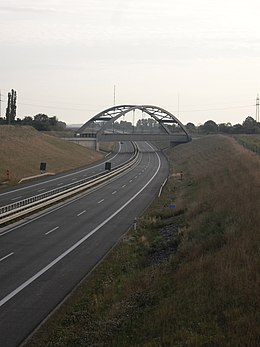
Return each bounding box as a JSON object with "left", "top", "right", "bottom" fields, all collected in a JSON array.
[{"left": 73, "top": 105, "right": 191, "bottom": 150}]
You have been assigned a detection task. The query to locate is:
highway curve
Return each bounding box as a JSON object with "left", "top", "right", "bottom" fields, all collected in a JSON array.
[
  {"left": 0, "top": 142, "right": 169, "bottom": 347},
  {"left": 0, "top": 141, "right": 134, "bottom": 208}
]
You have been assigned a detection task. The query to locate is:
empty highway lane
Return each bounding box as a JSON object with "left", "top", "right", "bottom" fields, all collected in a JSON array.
[{"left": 0, "top": 142, "right": 168, "bottom": 347}]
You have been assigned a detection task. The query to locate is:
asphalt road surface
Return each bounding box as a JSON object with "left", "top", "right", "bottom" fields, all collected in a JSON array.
[{"left": 0, "top": 142, "right": 168, "bottom": 347}]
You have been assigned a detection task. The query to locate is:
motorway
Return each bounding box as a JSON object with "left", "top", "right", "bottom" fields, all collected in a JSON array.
[
  {"left": 0, "top": 142, "right": 168, "bottom": 347},
  {"left": 0, "top": 141, "right": 134, "bottom": 208}
]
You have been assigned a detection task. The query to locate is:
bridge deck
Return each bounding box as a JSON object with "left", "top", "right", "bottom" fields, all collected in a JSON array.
[{"left": 97, "top": 133, "right": 190, "bottom": 142}]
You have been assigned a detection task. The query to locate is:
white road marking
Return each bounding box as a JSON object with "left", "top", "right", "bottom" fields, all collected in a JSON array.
[
  {"left": 0, "top": 147, "right": 161, "bottom": 308},
  {"left": 71, "top": 178, "right": 77, "bottom": 181},
  {"left": 98, "top": 199, "right": 104, "bottom": 204},
  {"left": 77, "top": 210, "right": 86, "bottom": 217},
  {"left": 0, "top": 152, "right": 140, "bottom": 239},
  {"left": 122, "top": 185, "right": 126, "bottom": 188},
  {"left": 45, "top": 226, "right": 59, "bottom": 235},
  {"left": 57, "top": 183, "right": 64, "bottom": 186},
  {"left": 38, "top": 189, "right": 46, "bottom": 193},
  {"left": 112, "top": 191, "right": 117, "bottom": 195},
  {"left": 11, "top": 196, "right": 22, "bottom": 201},
  {"left": 0, "top": 149, "right": 123, "bottom": 198},
  {"left": 0, "top": 252, "right": 14, "bottom": 262},
  {"left": 129, "top": 180, "right": 133, "bottom": 183}
]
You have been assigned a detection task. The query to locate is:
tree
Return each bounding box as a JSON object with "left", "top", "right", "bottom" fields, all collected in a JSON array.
[
  {"left": 243, "top": 116, "right": 255, "bottom": 128},
  {"left": 49, "top": 116, "right": 58, "bottom": 127},
  {"left": 186, "top": 122, "right": 196, "bottom": 133},
  {"left": 218, "top": 123, "right": 232, "bottom": 133},
  {"left": 22, "top": 116, "right": 34, "bottom": 126},
  {"left": 242, "top": 116, "right": 259, "bottom": 133},
  {"left": 33, "top": 113, "right": 50, "bottom": 131},
  {"left": 233, "top": 124, "right": 243, "bottom": 134},
  {"left": 203, "top": 120, "right": 218, "bottom": 134},
  {"left": 5, "top": 89, "right": 17, "bottom": 124}
]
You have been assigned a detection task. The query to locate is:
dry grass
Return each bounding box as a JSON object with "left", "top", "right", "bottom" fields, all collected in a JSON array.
[
  {"left": 25, "top": 135, "right": 260, "bottom": 347},
  {"left": 0, "top": 125, "right": 103, "bottom": 184}
]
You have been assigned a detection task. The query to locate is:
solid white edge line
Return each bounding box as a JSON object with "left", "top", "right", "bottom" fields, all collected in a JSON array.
[
  {"left": 158, "top": 178, "right": 168, "bottom": 197},
  {"left": 0, "top": 252, "right": 14, "bottom": 262},
  {"left": 0, "top": 149, "right": 142, "bottom": 238},
  {"left": 0, "top": 146, "right": 122, "bottom": 197},
  {"left": 0, "top": 148, "right": 161, "bottom": 308}
]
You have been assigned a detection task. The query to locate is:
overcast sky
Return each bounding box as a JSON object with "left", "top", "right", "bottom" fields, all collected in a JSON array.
[{"left": 1, "top": 0, "right": 259, "bottom": 125}]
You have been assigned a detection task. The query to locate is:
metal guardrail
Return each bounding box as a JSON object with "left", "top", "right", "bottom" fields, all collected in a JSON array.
[{"left": 0, "top": 144, "right": 139, "bottom": 225}]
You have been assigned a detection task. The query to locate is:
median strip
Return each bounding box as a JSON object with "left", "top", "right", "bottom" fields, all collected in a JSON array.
[{"left": 0, "top": 144, "right": 139, "bottom": 226}]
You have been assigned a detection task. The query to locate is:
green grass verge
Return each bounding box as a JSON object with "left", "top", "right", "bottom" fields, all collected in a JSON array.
[{"left": 25, "top": 135, "right": 260, "bottom": 347}]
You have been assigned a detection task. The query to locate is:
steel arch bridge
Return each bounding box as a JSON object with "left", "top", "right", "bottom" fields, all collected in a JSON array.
[{"left": 75, "top": 105, "right": 191, "bottom": 146}]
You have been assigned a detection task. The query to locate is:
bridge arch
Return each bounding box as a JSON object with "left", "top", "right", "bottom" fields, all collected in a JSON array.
[{"left": 75, "top": 105, "right": 191, "bottom": 146}]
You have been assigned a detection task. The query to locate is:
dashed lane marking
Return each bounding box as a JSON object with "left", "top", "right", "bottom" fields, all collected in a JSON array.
[
  {"left": 0, "top": 252, "right": 14, "bottom": 262},
  {"left": 45, "top": 226, "right": 60, "bottom": 235},
  {"left": 77, "top": 210, "right": 86, "bottom": 217}
]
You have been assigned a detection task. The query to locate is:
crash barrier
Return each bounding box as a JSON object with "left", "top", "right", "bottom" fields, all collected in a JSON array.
[{"left": 0, "top": 144, "right": 139, "bottom": 225}]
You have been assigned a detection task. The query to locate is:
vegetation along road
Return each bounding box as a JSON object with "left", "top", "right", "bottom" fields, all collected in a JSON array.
[
  {"left": 25, "top": 135, "right": 259, "bottom": 347},
  {"left": 0, "top": 141, "right": 169, "bottom": 347}
]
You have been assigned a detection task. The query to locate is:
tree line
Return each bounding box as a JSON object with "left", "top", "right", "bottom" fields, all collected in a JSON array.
[
  {"left": 0, "top": 89, "right": 66, "bottom": 131},
  {"left": 186, "top": 117, "right": 260, "bottom": 134},
  {"left": 111, "top": 116, "right": 260, "bottom": 135},
  {"left": 1, "top": 89, "right": 259, "bottom": 134}
]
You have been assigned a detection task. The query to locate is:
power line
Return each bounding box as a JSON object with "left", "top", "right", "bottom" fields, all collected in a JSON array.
[
  {"left": 17, "top": 102, "right": 98, "bottom": 113},
  {"left": 0, "top": 91, "right": 255, "bottom": 116},
  {"left": 174, "top": 104, "right": 254, "bottom": 113}
]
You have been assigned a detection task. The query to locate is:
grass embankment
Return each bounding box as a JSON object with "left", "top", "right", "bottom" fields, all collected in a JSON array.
[
  {"left": 26, "top": 135, "right": 260, "bottom": 347},
  {"left": 233, "top": 134, "right": 260, "bottom": 155},
  {"left": 0, "top": 125, "right": 103, "bottom": 185}
]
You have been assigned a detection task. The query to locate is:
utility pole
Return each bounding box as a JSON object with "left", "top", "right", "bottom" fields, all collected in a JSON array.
[
  {"left": 256, "top": 94, "right": 259, "bottom": 122},
  {"left": 0, "top": 90, "right": 2, "bottom": 118},
  {"left": 113, "top": 85, "right": 116, "bottom": 106},
  {"left": 112, "top": 85, "right": 116, "bottom": 133}
]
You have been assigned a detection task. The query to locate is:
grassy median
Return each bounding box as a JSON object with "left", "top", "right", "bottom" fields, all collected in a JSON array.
[{"left": 25, "top": 135, "right": 260, "bottom": 347}]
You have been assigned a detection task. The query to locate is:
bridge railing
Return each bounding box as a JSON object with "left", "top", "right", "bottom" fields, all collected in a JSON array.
[{"left": 0, "top": 143, "right": 139, "bottom": 225}]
